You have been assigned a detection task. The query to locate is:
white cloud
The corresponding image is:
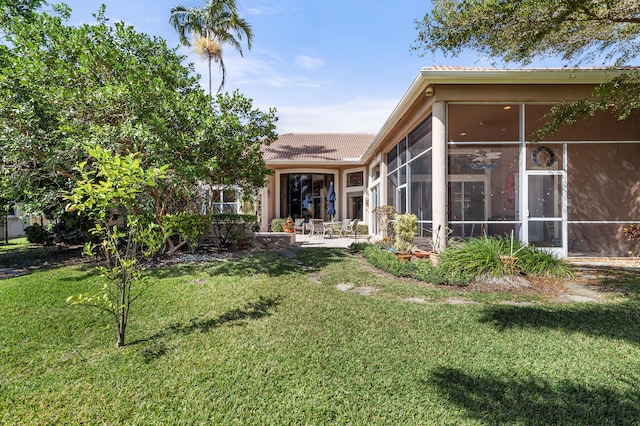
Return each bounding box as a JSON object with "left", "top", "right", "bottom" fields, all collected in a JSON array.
[
  {"left": 245, "top": 7, "right": 280, "bottom": 15},
  {"left": 294, "top": 55, "right": 325, "bottom": 70},
  {"left": 272, "top": 98, "right": 398, "bottom": 133},
  {"left": 188, "top": 48, "right": 326, "bottom": 90}
]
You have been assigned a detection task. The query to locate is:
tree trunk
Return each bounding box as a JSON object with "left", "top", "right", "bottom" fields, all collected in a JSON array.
[
  {"left": 208, "top": 57, "right": 212, "bottom": 97},
  {"left": 116, "top": 280, "right": 128, "bottom": 347}
]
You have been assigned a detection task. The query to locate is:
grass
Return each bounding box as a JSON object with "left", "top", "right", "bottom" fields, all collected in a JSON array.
[{"left": 2, "top": 246, "right": 640, "bottom": 424}]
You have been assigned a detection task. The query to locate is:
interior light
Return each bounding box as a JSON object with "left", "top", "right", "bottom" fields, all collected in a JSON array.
[{"left": 503, "top": 105, "right": 512, "bottom": 110}]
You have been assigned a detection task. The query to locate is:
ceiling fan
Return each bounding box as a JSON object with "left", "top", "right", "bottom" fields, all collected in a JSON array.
[{"left": 469, "top": 149, "right": 502, "bottom": 170}]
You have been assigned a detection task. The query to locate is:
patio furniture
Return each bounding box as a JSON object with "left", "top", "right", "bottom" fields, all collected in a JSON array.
[
  {"left": 340, "top": 219, "right": 359, "bottom": 240},
  {"left": 308, "top": 219, "right": 325, "bottom": 238},
  {"left": 294, "top": 218, "right": 309, "bottom": 234},
  {"left": 323, "top": 221, "right": 341, "bottom": 238}
]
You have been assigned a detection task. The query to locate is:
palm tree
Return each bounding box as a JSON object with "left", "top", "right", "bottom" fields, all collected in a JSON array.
[{"left": 170, "top": 0, "right": 253, "bottom": 96}]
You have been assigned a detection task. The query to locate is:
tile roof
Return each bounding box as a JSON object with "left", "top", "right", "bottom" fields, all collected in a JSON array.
[{"left": 263, "top": 133, "right": 375, "bottom": 162}]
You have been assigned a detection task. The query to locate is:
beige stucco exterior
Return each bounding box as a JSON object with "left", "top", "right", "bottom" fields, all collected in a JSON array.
[{"left": 263, "top": 68, "right": 640, "bottom": 257}]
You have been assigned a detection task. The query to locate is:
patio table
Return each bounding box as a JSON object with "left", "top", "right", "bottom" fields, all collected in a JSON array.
[{"left": 322, "top": 221, "right": 341, "bottom": 238}]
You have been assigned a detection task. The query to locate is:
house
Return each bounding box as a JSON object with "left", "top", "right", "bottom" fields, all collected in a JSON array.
[
  {"left": 262, "top": 66, "right": 640, "bottom": 257},
  {"left": 259, "top": 132, "right": 374, "bottom": 226},
  {"left": 0, "top": 204, "right": 28, "bottom": 241}
]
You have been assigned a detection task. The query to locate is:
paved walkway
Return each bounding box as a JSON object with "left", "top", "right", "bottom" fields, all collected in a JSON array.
[{"left": 294, "top": 233, "right": 370, "bottom": 248}]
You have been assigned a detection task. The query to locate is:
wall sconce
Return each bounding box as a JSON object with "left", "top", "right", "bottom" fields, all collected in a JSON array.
[{"left": 425, "top": 85, "right": 434, "bottom": 96}]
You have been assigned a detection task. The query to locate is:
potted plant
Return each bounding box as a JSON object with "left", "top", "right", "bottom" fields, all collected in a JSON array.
[
  {"left": 283, "top": 217, "right": 295, "bottom": 233},
  {"left": 235, "top": 222, "right": 251, "bottom": 250},
  {"left": 394, "top": 213, "right": 417, "bottom": 262}
]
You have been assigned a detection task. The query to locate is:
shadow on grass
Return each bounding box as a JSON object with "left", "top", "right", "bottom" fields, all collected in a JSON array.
[
  {"left": 151, "top": 248, "right": 349, "bottom": 280},
  {"left": 293, "top": 247, "right": 349, "bottom": 272},
  {"left": 0, "top": 245, "right": 85, "bottom": 268},
  {"left": 150, "top": 251, "right": 302, "bottom": 279},
  {"left": 134, "top": 295, "right": 282, "bottom": 362},
  {"left": 428, "top": 367, "right": 640, "bottom": 424},
  {"left": 479, "top": 301, "right": 640, "bottom": 345},
  {"left": 592, "top": 267, "right": 640, "bottom": 298}
]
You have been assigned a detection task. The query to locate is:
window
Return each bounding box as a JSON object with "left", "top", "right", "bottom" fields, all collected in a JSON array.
[
  {"left": 448, "top": 104, "right": 519, "bottom": 142},
  {"left": 386, "top": 115, "right": 432, "bottom": 220},
  {"left": 210, "top": 187, "right": 239, "bottom": 213},
  {"left": 347, "top": 171, "right": 363, "bottom": 187},
  {"left": 370, "top": 163, "right": 381, "bottom": 181},
  {"left": 279, "top": 173, "right": 334, "bottom": 220},
  {"left": 526, "top": 104, "right": 640, "bottom": 141},
  {"left": 347, "top": 193, "right": 363, "bottom": 220},
  {"left": 447, "top": 144, "right": 520, "bottom": 239}
]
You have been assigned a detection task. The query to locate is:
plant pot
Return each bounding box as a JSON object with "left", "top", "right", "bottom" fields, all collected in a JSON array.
[
  {"left": 396, "top": 253, "right": 411, "bottom": 262},
  {"left": 412, "top": 249, "right": 432, "bottom": 259},
  {"left": 284, "top": 228, "right": 294, "bottom": 233},
  {"left": 237, "top": 239, "right": 250, "bottom": 250}
]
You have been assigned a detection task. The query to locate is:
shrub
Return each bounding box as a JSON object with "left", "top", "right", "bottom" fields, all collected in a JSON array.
[
  {"left": 45, "top": 211, "right": 90, "bottom": 245},
  {"left": 210, "top": 213, "right": 257, "bottom": 248},
  {"left": 516, "top": 246, "right": 574, "bottom": 278},
  {"left": 373, "top": 205, "right": 396, "bottom": 240},
  {"left": 394, "top": 213, "right": 418, "bottom": 254},
  {"left": 24, "top": 224, "right": 54, "bottom": 245},
  {"left": 270, "top": 218, "right": 285, "bottom": 232},
  {"left": 356, "top": 223, "right": 368, "bottom": 235},
  {"left": 361, "top": 243, "right": 438, "bottom": 281},
  {"left": 348, "top": 242, "right": 370, "bottom": 253},
  {"left": 162, "top": 213, "right": 212, "bottom": 253},
  {"left": 358, "top": 236, "right": 574, "bottom": 286},
  {"left": 436, "top": 235, "right": 573, "bottom": 285}
]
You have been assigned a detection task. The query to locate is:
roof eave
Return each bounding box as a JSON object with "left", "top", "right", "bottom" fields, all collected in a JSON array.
[
  {"left": 362, "top": 67, "right": 624, "bottom": 162},
  {"left": 362, "top": 72, "right": 428, "bottom": 162},
  {"left": 420, "top": 67, "right": 620, "bottom": 85},
  {"left": 266, "top": 159, "right": 365, "bottom": 167}
]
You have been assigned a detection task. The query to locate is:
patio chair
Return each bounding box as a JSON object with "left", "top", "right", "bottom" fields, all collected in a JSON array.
[
  {"left": 339, "top": 219, "right": 350, "bottom": 237},
  {"left": 308, "top": 219, "right": 325, "bottom": 238},
  {"left": 294, "top": 218, "right": 308, "bottom": 234},
  {"left": 341, "top": 218, "right": 359, "bottom": 240}
]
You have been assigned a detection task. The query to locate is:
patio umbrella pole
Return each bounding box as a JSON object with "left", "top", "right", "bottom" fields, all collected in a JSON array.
[{"left": 327, "top": 182, "right": 336, "bottom": 222}]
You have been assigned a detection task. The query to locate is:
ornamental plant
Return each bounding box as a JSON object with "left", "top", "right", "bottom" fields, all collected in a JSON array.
[
  {"left": 283, "top": 217, "right": 295, "bottom": 233},
  {"left": 394, "top": 213, "right": 418, "bottom": 254},
  {"left": 373, "top": 205, "right": 397, "bottom": 242}
]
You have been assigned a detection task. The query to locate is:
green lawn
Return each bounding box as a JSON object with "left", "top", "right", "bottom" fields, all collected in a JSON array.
[{"left": 1, "top": 247, "right": 640, "bottom": 424}]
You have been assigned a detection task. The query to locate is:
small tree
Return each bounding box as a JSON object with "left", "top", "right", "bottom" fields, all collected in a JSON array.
[
  {"left": 66, "top": 145, "right": 167, "bottom": 347},
  {"left": 394, "top": 213, "right": 418, "bottom": 254},
  {"left": 373, "top": 205, "right": 397, "bottom": 242}
]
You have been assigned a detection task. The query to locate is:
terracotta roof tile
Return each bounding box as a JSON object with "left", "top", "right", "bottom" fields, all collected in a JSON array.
[{"left": 263, "top": 133, "right": 374, "bottom": 162}]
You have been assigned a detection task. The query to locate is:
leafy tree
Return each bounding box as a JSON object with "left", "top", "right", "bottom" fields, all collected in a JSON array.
[
  {"left": 66, "top": 145, "right": 167, "bottom": 347},
  {"left": 170, "top": 0, "right": 254, "bottom": 95},
  {"left": 0, "top": 0, "right": 46, "bottom": 29},
  {"left": 0, "top": 5, "right": 276, "bottom": 221},
  {"left": 414, "top": 0, "right": 640, "bottom": 134}
]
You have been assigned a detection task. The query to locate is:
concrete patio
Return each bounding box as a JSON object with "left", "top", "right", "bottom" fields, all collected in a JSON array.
[{"left": 254, "top": 232, "right": 372, "bottom": 249}]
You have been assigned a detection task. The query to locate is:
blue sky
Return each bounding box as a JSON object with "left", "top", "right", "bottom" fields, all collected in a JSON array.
[{"left": 55, "top": 0, "right": 561, "bottom": 134}]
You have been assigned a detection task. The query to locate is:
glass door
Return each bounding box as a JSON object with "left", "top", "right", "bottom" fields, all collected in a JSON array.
[
  {"left": 448, "top": 181, "right": 487, "bottom": 237},
  {"left": 369, "top": 184, "right": 380, "bottom": 234},
  {"left": 524, "top": 172, "right": 566, "bottom": 256}
]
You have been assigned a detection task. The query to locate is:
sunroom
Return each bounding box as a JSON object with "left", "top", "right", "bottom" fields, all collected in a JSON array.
[{"left": 365, "top": 67, "right": 640, "bottom": 257}]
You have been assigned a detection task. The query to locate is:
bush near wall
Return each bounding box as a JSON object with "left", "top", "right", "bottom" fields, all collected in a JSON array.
[
  {"left": 353, "top": 235, "right": 573, "bottom": 286},
  {"left": 270, "top": 218, "right": 285, "bottom": 232},
  {"left": 24, "top": 224, "right": 55, "bottom": 246}
]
